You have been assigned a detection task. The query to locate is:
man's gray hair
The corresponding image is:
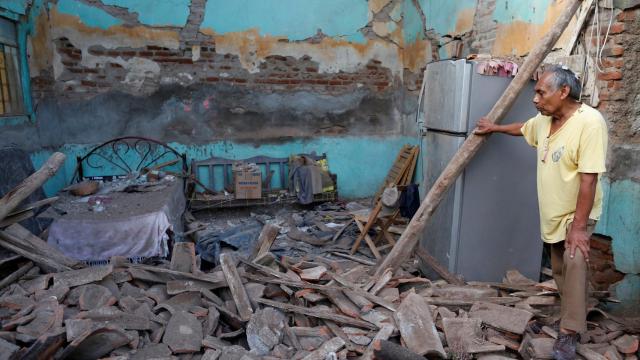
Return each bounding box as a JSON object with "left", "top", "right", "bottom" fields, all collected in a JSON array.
[{"left": 543, "top": 65, "right": 581, "bottom": 101}]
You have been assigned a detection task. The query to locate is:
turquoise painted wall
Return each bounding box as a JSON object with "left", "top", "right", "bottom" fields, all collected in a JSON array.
[
  {"left": 493, "top": 0, "right": 553, "bottom": 24},
  {"left": 56, "top": 0, "right": 123, "bottom": 30},
  {"left": 30, "top": 136, "right": 420, "bottom": 200},
  {"left": 421, "top": 0, "right": 476, "bottom": 35},
  {"left": 403, "top": 0, "right": 424, "bottom": 44},
  {"left": 201, "top": 0, "right": 369, "bottom": 43},
  {"left": 598, "top": 179, "right": 640, "bottom": 274},
  {"left": 101, "top": 0, "right": 190, "bottom": 27}
]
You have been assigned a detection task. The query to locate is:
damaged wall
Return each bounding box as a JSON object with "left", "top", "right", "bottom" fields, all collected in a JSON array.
[{"left": 1, "top": 0, "right": 417, "bottom": 199}]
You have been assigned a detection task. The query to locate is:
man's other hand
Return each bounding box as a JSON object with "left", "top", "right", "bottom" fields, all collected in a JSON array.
[
  {"left": 474, "top": 117, "right": 494, "bottom": 135},
  {"left": 566, "top": 225, "right": 590, "bottom": 262}
]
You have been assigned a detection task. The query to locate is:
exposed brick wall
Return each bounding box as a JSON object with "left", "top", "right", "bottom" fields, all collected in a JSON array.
[
  {"left": 590, "top": 235, "right": 625, "bottom": 291},
  {"left": 31, "top": 37, "right": 393, "bottom": 103}
]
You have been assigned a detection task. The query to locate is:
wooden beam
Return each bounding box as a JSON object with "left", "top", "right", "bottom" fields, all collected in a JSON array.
[
  {"left": 415, "top": 247, "right": 465, "bottom": 286},
  {"left": 0, "top": 152, "right": 65, "bottom": 222},
  {"left": 220, "top": 253, "right": 253, "bottom": 321},
  {"left": 373, "top": 0, "right": 583, "bottom": 277},
  {"left": 250, "top": 224, "right": 279, "bottom": 261}
]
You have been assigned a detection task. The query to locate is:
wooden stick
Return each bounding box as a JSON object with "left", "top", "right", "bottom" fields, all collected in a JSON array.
[
  {"left": 373, "top": 0, "right": 583, "bottom": 277},
  {"left": 0, "top": 231, "right": 72, "bottom": 273},
  {"left": 6, "top": 196, "right": 59, "bottom": 218},
  {"left": 0, "top": 152, "right": 65, "bottom": 222},
  {"left": 250, "top": 224, "right": 279, "bottom": 260},
  {"left": 4, "top": 224, "right": 83, "bottom": 269},
  {"left": 0, "top": 261, "right": 34, "bottom": 290},
  {"left": 415, "top": 247, "right": 465, "bottom": 285},
  {"left": 0, "top": 210, "right": 34, "bottom": 228},
  {"left": 256, "top": 298, "right": 377, "bottom": 330},
  {"left": 220, "top": 253, "right": 253, "bottom": 321}
]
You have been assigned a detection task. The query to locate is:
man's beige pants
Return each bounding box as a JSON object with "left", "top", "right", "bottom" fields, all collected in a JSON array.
[{"left": 549, "top": 220, "right": 596, "bottom": 333}]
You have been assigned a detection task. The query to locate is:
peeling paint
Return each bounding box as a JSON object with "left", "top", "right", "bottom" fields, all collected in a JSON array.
[
  {"left": 200, "top": 0, "right": 369, "bottom": 43},
  {"left": 422, "top": 0, "right": 476, "bottom": 36},
  {"left": 492, "top": 0, "right": 574, "bottom": 56},
  {"left": 207, "top": 29, "right": 402, "bottom": 76},
  {"left": 101, "top": 0, "right": 191, "bottom": 27},
  {"left": 493, "top": 0, "right": 553, "bottom": 24},
  {"left": 49, "top": 7, "right": 181, "bottom": 50},
  {"left": 56, "top": 0, "right": 123, "bottom": 30}
]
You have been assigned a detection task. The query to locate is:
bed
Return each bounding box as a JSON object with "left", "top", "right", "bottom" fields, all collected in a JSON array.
[{"left": 46, "top": 137, "right": 187, "bottom": 264}]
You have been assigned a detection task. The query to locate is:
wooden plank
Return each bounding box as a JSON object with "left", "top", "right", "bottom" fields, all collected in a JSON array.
[
  {"left": 329, "top": 251, "right": 376, "bottom": 266},
  {"left": 220, "top": 253, "right": 253, "bottom": 321},
  {"left": 416, "top": 247, "right": 465, "bottom": 286},
  {"left": 0, "top": 231, "right": 72, "bottom": 273},
  {"left": 368, "top": 268, "right": 393, "bottom": 295},
  {"left": 564, "top": 0, "right": 596, "bottom": 56},
  {"left": 0, "top": 152, "right": 65, "bottom": 222},
  {"left": 0, "top": 210, "right": 34, "bottom": 228},
  {"left": 352, "top": 218, "right": 381, "bottom": 259},
  {"left": 373, "top": 0, "right": 583, "bottom": 277},
  {"left": 4, "top": 224, "right": 82, "bottom": 269},
  {"left": 394, "top": 293, "right": 445, "bottom": 357},
  {"left": 6, "top": 197, "right": 59, "bottom": 218},
  {"left": 0, "top": 261, "right": 34, "bottom": 290},
  {"left": 250, "top": 224, "right": 279, "bottom": 260},
  {"left": 256, "top": 299, "right": 377, "bottom": 330}
]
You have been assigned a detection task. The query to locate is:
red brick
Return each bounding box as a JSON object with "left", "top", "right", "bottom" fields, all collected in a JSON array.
[
  {"left": 607, "top": 80, "right": 622, "bottom": 90},
  {"left": 602, "top": 46, "right": 624, "bottom": 57},
  {"left": 81, "top": 80, "right": 97, "bottom": 87},
  {"left": 305, "top": 67, "right": 318, "bottom": 73},
  {"left": 601, "top": 58, "right": 624, "bottom": 69},
  {"left": 138, "top": 51, "right": 153, "bottom": 57},
  {"left": 598, "top": 70, "right": 622, "bottom": 80},
  {"left": 205, "top": 77, "right": 220, "bottom": 82},
  {"left": 609, "top": 22, "right": 625, "bottom": 34}
]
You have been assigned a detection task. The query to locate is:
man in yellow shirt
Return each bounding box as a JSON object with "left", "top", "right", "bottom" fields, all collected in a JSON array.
[{"left": 475, "top": 65, "right": 608, "bottom": 360}]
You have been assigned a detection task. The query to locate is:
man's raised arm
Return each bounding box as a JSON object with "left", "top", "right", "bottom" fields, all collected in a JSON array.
[{"left": 474, "top": 117, "right": 524, "bottom": 136}]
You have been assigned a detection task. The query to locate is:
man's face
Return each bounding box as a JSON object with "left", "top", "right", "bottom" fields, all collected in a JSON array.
[{"left": 533, "top": 72, "right": 567, "bottom": 116}]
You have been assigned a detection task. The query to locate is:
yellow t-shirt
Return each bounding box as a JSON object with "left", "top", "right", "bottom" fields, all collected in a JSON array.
[{"left": 520, "top": 104, "right": 608, "bottom": 243}]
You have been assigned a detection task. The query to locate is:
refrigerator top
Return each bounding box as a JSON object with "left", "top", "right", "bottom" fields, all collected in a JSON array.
[{"left": 423, "top": 59, "right": 472, "bottom": 133}]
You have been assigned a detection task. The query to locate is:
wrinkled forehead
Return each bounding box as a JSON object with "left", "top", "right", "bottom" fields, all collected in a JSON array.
[{"left": 534, "top": 72, "right": 555, "bottom": 91}]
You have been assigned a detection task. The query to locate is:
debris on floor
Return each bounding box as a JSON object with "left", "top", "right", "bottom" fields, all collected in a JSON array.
[
  {"left": 0, "top": 153, "right": 637, "bottom": 359},
  {"left": 1, "top": 199, "right": 638, "bottom": 359}
]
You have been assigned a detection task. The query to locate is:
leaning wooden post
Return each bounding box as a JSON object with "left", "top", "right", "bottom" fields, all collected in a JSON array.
[
  {"left": 0, "top": 152, "right": 66, "bottom": 222},
  {"left": 374, "top": 0, "right": 583, "bottom": 277}
]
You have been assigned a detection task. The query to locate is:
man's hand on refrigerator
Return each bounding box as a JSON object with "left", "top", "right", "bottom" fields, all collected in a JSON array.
[{"left": 474, "top": 117, "right": 494, "bottom": 135}]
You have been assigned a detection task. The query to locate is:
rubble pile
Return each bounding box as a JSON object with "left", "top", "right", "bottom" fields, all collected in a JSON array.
[{"left": 0, "top": 202, "right": 638, "bottom": 360}]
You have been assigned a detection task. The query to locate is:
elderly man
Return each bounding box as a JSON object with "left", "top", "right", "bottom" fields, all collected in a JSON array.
[{"left": 475, "top": 65, "right": 608, "bottom": 360}]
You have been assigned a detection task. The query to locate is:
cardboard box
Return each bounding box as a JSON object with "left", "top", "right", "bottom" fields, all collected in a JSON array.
[{"left": 234, "top": 170, "right": 262, "bottom": 199}]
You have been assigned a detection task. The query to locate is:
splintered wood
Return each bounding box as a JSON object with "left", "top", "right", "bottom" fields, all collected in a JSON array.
[{"left": 0, "top": 196, "right": 635, "bottom": 359}]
